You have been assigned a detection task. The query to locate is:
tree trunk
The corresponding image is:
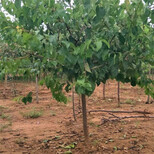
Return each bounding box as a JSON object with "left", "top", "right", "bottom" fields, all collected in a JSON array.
[
  {"left": 12, "top": 78, "right": 17, "bottom": 97},
  {"left": 72, "top": 87, "right": 76, "bottom": 121},
  {"left": 117, "top": 82, "right": 120, "bottom": 107},
  {"left": 3, "top": 74, "right": 7, "bottom": 98},
  {"left": 81, "top": 94, "right": 88, "bottom": 140},
  {"left": 35, "top": 75, "right": 39, "bottom": 103},
  {"left": 103, "top": 83, "right": 106, "bottom": 100},
  {"left": 146, "top": 70, "right": 150, "bottom": 104},
  {"left": 146, "top": 95, "right": 150, "bottom": 104},
  {"left": 78, "top": 94, "right": 81, "bottom": 108}
]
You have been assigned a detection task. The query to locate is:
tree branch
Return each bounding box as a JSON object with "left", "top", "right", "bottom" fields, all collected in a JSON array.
[{"left": 89, "top": 109, "right": 152, "bottom": 114}]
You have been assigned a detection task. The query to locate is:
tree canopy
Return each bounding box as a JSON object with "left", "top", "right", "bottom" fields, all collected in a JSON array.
[{"left": 0, "top": 0, "right": 154, "bottom": 101}]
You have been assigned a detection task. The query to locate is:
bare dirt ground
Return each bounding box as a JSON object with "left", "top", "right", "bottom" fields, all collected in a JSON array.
[{"left": 0, "top": 80, "right": 154, "bottom": 154}]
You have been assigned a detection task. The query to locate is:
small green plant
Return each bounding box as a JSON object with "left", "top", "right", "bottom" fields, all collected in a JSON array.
[
  {"left": 89, "top": 133, "right": 93, "bottom": 137},
  {"left": 131, "top": 136, "right": 137, "bottom": 138},
  {"left": 60, "top": 142, "right": 77, "bottom": 149},
  {"left": 21, "top": 109, "right": 43, "bottom": 119},
  {"left": 92, "top": 140, "right": 99, "bottom": 146},
  {"left": 105, "top": 139, "right": 114, "bottom": 144},
  {"left": 39, "top": 79, "right": 45, "bottom": 86},
  {"left": 43, "top": 139, "right": 52, "bottom": 143},
  {"left": 13, "top": 96, "right": 24, "bottom": 104},
  {"left": 22, "top": 92, "right": 33, "bottom": 105},
  {"left": 0, "top": 122, "right": 12, "bottom": 132},
  {"left": 89, "top": 122, "right": 95, "bottom": 126},
  {"left": 0, "top": 113, "right": 11, "bottom": 120},
  {"left": 113, "top": 146, "right": 118, "bottom": 151},
  {"left": 54, "top": 136, "right": 61, "bottom": 140},
  {"left": 64, "top": 151, "right": 72, "bottom": 154},
  {"left": 64, "top": 142, "right": 77, "bottom": 149},
  {"left": 50, "top": 111, "right": 56, "bottom": 116},
  {"left": 0, "top": 105, "right": 7, "bottom": 112},
  {"left": 135, "top": 121, "right": 140, "bottom": 128},
  {"left": 123, "top": 99, "right": 136, "bottom": 105}
]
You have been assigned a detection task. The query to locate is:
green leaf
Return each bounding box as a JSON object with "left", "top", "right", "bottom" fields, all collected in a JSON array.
[
  {"left": 15, "top": 0, "right": 21, "bottom": 8},
  {"left": 95, "top": 40, "right": 102, "bottom": 51},
  {"left": 102, "top": 39, "right": 110, "bottom": 48},
  {"left": 84, "top": 62, "right": 91, "bottom": 73},
  {"left": 22, "top": 92, "right": 33, "bottom": 105},
  {"left": 22, "top": 97, "right": 27, "bottom": 105},
  {"left": 64, "top": 151, "right": 72, "bottom": 154},
  {"left": 96, "top": 6, "right": 106, "bottom": 20},
  {"left": 75, "top": 78, "right": 95, "bottom": 96}
]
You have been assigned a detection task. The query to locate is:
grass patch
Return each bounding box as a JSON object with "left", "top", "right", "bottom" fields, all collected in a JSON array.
[
  {"left": 12, "top": 96, "right": 23, "bottom": 104},
  {"left": 0, "top": 113, "right": 11, "bottom": 120},
  {"left": 0, "top": 105, "right": 7, "bottom": 112},
  {"left": 21, "top": 109, "right": 43, "bottom": 119},
  {"left": 0, "top": 122, "right": 12, "bottom": 132},
  {"left": 50, "top": 110, "right": 56, "bottom": 116},
  {"left": 121, "top": 99, "right": 136, "bottom": 105}
]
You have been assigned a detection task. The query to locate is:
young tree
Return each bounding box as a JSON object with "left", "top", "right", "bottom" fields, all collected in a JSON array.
[{"left": 0, "top": 0, "right": 153, "bottom": 140}]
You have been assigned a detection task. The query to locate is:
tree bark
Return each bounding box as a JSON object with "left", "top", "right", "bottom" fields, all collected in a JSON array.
[
  {"left": 12, "top": 78, "right": 16, "bottom": 97},
  {"left": 3, "top": 74, "right": 7, "bottom": 98},
  {"left": 117, "top": 82, "right": 120, "bottom": 107},
  {"left": 81, "top": 94, "right": 88, "bottom": 140},
  {"left": 72, "top": 87, "right": 76, "bottom": 121},
  {"left": 35, "top": 75, "right": 39, "bottom": 103},
  {"left": 146, "top": 95, "right": 150, "bottom": 104},
  {"left": 146, "top": 70, "right": 151, "bottom": 104},
  {"left": 103, "top": 83, "right": 105, "bottom": 100}
]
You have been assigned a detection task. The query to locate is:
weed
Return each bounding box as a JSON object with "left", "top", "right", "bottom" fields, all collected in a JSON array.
[
  {"left": 12, "top": 96, "right": 23, "bottom": 104},
  {"left": 113, "top": 146, "right": 118, "bottom": 151},
  {"left": 53, "top": 136, "right": 61, "bottom": 140},
  {"left": 105, "top": 138, "right": 114, "bottom": 144},
  {"left": 64, "top": 151, "right": 72, "bottom": 154},
  {"left": 21, "top": 109, "right": 43, "bottom": 119},
  {"left": 89, "top": 122, "right": 95, "bottom": 126},
  {"left": 89, "top": 133, "right": 93, "bottom": 137},
  {"left": 0, "top": 122, "right": 12, "bottom": 132},
  {"left": 60, "top": 142, "right": 77, "bottom": 149},
  {"left": 0, "top": 106, "right": 7, "bottom": 112},
  {"left": 43, "top": 139, "right": 52, "bottom": 143},
  {"left": 0, "top": 113, "right": 11, "bottom": 120},
  {"left": 139, "top": 144, "right": 144, "bottom": 150},
  {"left": 132, "top": 136, "right": 137, "bottom": 138},
  {"left": 92, "top": 140, "right": 99, "bottom": 146},
  {"left": 123, "top": 99, "right": 136, "bottom": 105},
  {"left": 135, "top": 121, "right": 140, "bottom": 128},
  {"left": 50, "top": 111, "right": 56, "bottom": 116}
]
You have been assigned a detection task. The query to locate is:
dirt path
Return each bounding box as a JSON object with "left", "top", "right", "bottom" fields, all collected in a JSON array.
[{"left": 0, "top": 80, "right": 154, "bottom": 154}]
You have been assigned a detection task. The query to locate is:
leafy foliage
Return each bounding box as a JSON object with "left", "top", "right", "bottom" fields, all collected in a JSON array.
[
  {"left": 0, "top": 0, "right": 153, "bottom": 102},
  {"left": 22, "top": 92, "right": 33, "bottom": 105}
]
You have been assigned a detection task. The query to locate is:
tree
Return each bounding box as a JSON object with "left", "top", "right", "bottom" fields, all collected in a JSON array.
[{"left": 0, "top": 0, "right": 153, "bottom": 140}]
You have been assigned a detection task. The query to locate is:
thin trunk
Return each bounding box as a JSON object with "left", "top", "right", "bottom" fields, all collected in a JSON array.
[
  {"left": 72, "top": 87, "right": 76, "bottom": 121},
  {"left": 103, "top": 83, "right": 105, "bottom": 100},
  {"left": 81, "top": 94, "right": 88, "bottom": 140},
  {"left": 117, "top": 82, "right": 120, "bottom": 107},
  {"left": 146, "top": 70, "right": 150, "bottom": 104},
  {"left": 78, "top": 94, "right": 81, "bottom": 109},
  {"left": 146, "top": 95, "right": 150, "bottom": 104},
  {"left": 35, "top": 75, "right": 39, "bottom": 103},
  {"left": 12, "top": 78, "right": 16, "bottom": 97},
  {"left": 3, "top": 74, "right": 7, "bottom": 98}
]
